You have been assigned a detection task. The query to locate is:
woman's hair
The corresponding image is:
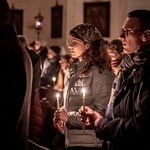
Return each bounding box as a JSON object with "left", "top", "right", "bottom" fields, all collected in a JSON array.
[{"left": 69, "top": 31, "right": 111, "bottom": 76}]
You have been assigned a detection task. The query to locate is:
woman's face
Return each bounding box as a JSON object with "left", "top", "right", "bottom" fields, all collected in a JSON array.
[
  {"left": 59, "top": 57, "right": 69, "bottom": 70},
  {"left": 47, "top": 48, "right": 57, "bottom": 59},
  {"left": 107, "top": 48, "right": 124, "bottom": 67},
  {"left": 67, "top": 35, "right": 88, "bottom": 60}
]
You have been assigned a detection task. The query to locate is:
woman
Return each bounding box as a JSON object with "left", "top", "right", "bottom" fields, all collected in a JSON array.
[
  {"left": 53, "top": 23, "right": 115, "bottom": 150},
  {"left": 40, "top": 45, "right": 61, "bottom": 88},
  {"left": 55, "top": 54, "right": 71, "bottom": 91},
  {"left": 107, "top": 39, "right": 124, "bottom": 75}
]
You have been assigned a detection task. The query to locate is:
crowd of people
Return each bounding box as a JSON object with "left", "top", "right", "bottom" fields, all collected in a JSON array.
[{"left": 1, "top": 0, "right": 150, "bottom": 150}]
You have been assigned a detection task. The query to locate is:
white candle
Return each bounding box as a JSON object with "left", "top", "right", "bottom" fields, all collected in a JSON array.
[
  {"left": 82, "top": 88, "right": 86, "bottom": 110},
  {"left": 81, "top": 88, "right": 86, "bottom": 134},
  {"left": 56, "top": 93, "right": 60, "bottom": 109}
]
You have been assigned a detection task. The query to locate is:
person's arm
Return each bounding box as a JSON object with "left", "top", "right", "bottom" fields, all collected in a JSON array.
[
  {"left": 53, "top": 108, "right": 65, "bottom": 134},
  {"left": 79, "top": 106, "right": 102, "bottom": 127},
  {"left": 83, "top": 80, "right": 150, "bottom": 142}
]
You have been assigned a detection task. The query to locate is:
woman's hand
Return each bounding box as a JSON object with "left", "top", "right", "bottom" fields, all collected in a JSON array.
[
  {"left": 54, "top": 108, "right": 69, "bottom": 122},
  {"left": 53, "top": 117, "right": 65, "bottom": 134}
]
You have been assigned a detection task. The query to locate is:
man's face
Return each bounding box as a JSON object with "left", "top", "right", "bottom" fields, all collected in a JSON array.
[{"left": 119, "top": 17, "right": 144, "bottom": 54}]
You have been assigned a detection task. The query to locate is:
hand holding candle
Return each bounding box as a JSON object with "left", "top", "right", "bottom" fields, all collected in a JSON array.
[
  {"left": 56, "top": 93, "right": 60, "bottom": 109},
  {"left": 81, "top": 88, "right": 86, "bottom": 133}
]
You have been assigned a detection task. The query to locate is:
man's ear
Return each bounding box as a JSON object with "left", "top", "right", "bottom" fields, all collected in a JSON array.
[{"left": 142, "top": 30, "right": 150, "bottom": 41}]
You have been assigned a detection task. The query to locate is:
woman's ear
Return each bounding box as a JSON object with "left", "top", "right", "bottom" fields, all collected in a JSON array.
[
  {"left": 142, "top": 30, "right": 150, "bottom": 41},
  {"left": 85, "top": 43, "right": 91, "bottom": 49}
]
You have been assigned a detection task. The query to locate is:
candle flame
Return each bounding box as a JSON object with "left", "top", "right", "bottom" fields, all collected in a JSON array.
[
  {"left": 82, "top": 88, "right": 86, "bottom": 94},
  {"left": 56, "top": 93, "right": 60, "bottom": 98},
  {"left": 52, "top": 77, "right": 56, "bottom": 81}
]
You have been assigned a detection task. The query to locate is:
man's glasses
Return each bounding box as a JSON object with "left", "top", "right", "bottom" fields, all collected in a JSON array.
[{"left": 120, "top": 28, "right": 143, "bottom": 37}]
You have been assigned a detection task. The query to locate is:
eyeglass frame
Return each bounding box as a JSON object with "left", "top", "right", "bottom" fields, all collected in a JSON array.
[{"left": 120, "top": 28, "right": 144, "bottom": 37}]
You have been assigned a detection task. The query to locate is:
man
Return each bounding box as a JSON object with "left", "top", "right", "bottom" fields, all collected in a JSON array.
[
  {"left": 80, "top": 9, "right": 150, "bottom": 150},
  {"left": 0, "top": 0, "right": 33, "bottom": 149}
]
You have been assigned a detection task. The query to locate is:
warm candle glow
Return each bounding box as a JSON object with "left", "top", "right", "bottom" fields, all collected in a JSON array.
[
  {"left": 56, "top": 93, "right": 60, "bottom": 109},
  {"left": 52, "top": 77, "right": 56, "bottom": 87},
  {"left": 82, "top": 88, "right": 86, "bottom": 95},
  {"left": 52, "top": 77, "right": 56, "bottom": 81}
]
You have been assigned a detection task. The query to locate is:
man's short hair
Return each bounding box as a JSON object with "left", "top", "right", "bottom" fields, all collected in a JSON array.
[{"left": 128, "top": 9, "right": 150, "bottom": 30}]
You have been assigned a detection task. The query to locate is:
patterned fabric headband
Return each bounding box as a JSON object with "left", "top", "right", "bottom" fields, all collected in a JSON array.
[{"left": 70, "top": 23, "right": 103, "bottom": 44}]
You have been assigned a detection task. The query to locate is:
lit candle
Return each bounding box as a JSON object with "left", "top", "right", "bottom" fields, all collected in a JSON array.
[
  {"left": 56, "top": 93, "right": 60, "bottom": 109},
  {"left": 81, "top": 88, "right": 86, "bottom": 133},
  {"left": 82, "top": 88, "right": 86, "bottom": 110},
  {"left": 52, "top": 77, "right": 56, "bottom": 87}
]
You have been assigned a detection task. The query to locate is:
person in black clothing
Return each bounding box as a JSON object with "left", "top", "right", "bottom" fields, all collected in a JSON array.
[
  {"left": 29, "top": 40, "right": 47, "bottom": 68},
  {"left": 0, "top": 0, "right": 33, "bottom": 149},
  {"left": 40, "top": 45, "right": 61, "bottom": 88}
]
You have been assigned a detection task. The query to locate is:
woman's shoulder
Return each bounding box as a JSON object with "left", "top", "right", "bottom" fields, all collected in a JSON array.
[
  {"left": 90, "top": 66, "right": 112, "bottom": 75},
  {"left": 90, "top": 66, "right": 115, "bottom": 80},
  {"left": 102, "top": 69, "right": 115, "bottom": 81}
]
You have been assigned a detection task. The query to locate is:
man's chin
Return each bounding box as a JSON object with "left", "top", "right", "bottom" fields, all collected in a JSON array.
[{"left": 123, "top": 49, "right": 130, "bottom": 54}]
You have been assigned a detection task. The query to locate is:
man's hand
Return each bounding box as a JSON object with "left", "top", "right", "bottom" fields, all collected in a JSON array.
[{"left": 79, "top": 106, "right": 103, "bottom": 127}]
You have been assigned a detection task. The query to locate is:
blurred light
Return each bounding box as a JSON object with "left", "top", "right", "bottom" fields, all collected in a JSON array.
[
  {"left": 34, "top": 11, "right": 44, "bottom": 29},
  {"left": 34, "top": 11, "right": 44, "bottom": 40}
]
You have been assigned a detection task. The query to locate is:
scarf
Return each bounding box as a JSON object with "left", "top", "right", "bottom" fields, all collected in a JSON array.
[{"left": 105, "top": 44, "right": 150, "bottom": 119}]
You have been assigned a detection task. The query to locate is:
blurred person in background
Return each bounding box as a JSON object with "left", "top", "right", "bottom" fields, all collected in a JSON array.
[
  {"left": 29, "top": 40, "right": 47, "bottom": 68},
  {"left": 18, "top": 35, "right": 44, "bottom": 148},
  {"left": 40, "top": 47, "right": 64, "bottom": 150},
  {"left": 40, "top": 45, "right": 61, "bottom": 90},
  {"left": 107, "top": 39, "right": 125, "bottom": 75},
  {"left": 55, "top": 54, "right": 71, "bottom": 91}
]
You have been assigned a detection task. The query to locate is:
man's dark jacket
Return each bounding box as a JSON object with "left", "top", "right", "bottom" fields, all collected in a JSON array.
[{"left": 0, "top": 23, "right": 33, "bottom": 150}]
